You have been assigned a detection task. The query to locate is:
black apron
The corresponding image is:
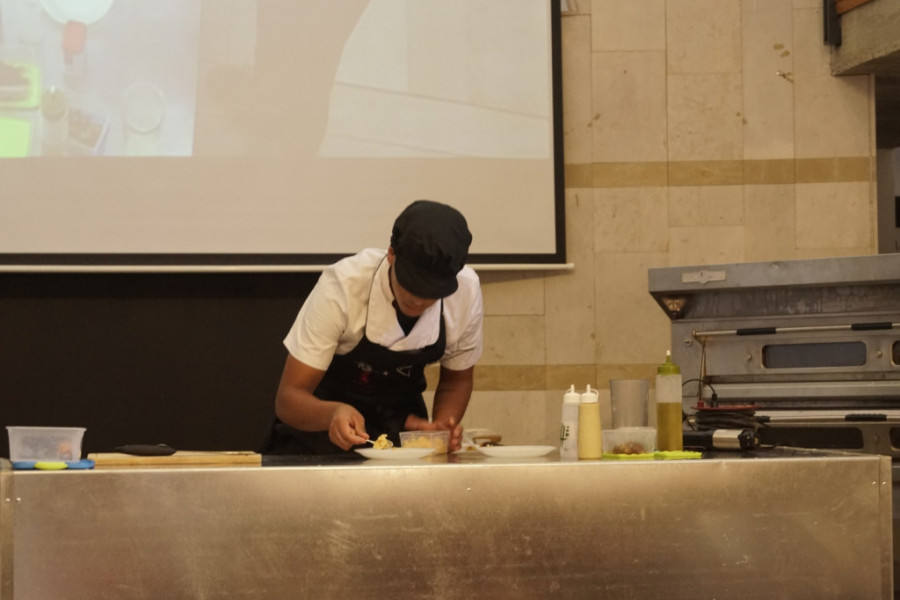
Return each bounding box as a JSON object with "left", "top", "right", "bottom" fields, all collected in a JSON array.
[{"left": 261, "top": 282, "right": 447, "bottom": 455}]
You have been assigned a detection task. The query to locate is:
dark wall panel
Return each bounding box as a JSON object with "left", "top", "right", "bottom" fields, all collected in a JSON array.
[{"left": 0, "top": 272, "right": 318, "bottom": 457}]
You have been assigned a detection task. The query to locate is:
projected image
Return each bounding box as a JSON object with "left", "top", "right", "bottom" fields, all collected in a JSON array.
[
  {"left": 0, "top": 0, "right": 550, "bottom": 160},
  {"left": 192, "top": 0, "right": 368, "bottom": 158},
  {"left": 319, "top": 0, "right": 552, "bottom": 159},
  {"left": 0, "top": 0, "right": 200, "bottom": 157},
  {"left": 196, "top": 0, "right": 551, "bottom": 159},
  {"left": 0, "top": 0, "right": 560, "bottom": 260}
]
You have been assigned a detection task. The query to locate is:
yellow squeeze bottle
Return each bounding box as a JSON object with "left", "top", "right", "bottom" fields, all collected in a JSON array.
[
  {"left": 656, "top": 350, "right": 683, "bottom": 451},
  {"left": 577, "top": 385, "right": 602, "bottom": 459}
]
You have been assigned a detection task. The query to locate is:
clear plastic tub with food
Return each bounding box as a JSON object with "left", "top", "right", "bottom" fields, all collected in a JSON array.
[
  {"left": 399, "top": 431, "right": 450, "bottom": 454},
  {"left": 7, "top": 426, "right": 86, "bottom": 461}
]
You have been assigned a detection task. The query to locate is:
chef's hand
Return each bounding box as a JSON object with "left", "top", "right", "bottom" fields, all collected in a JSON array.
[
  {"left": 405, "top": 415, "right": 464, "bottom": 452},
  {"left": 329, "top": 404, "right": 369, "bottom": 450},
  {"left": 435, "top": 416, "right": 463, "bottom": 452}
]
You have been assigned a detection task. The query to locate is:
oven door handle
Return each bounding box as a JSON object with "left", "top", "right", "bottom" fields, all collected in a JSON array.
[
  {"left": 851, "top": 322, "right": 894, "bottom": 331},
  {"left": 695, "top": 322, "right": 898, "bottom": 338}
]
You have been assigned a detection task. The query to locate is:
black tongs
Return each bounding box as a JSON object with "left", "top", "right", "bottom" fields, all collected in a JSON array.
[{"left": 114, "top": 443, "right": 177, "bottom": 456}]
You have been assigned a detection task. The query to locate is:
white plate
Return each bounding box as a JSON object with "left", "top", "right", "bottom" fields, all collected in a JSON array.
[
  {"left": 41, "top": 0, "right": 114, "bottom": 25},
  {"left": 476, "top": 445, "right": 556, "bottom": 458},
  {"left": 355, "top": 447, "right": 435, "bottom": 460},
  {"left": 452, "top": 448, "right": 482, "bottom": 456}
]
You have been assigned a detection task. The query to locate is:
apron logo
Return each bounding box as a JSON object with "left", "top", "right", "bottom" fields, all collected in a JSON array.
[
  {"left": 355, "top": 361, "right": 374, "bottom": 385},
  {"left": 396, "top": 365, "right": 413, "bottom": 378}
]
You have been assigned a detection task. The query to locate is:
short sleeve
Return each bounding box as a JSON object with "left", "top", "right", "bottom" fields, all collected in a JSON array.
[
  {"left": 283, "top": 268, "right": 349, "bottom": 371},
  {"left": 440, "top": 267, "right": 483, "bottom": 371}
]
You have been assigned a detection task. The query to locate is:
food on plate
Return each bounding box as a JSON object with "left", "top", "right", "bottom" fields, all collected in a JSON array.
[
  {"left": 458, "top": 429, "right": 502, "bottom": 452},
  {"left": 0, "top": 61, "right": 30, "bottom": 102},
  {"left": 371, "top": 433, "right": 392, "bottom": 449},
  {"left": 473, "top": 438, "right": 501, "bottom": 447},
  {"left": 471, "top": 433, "right": 502, "bottom": 446}
]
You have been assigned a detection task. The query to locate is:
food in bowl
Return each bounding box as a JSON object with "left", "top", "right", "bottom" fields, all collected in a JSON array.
[
  {"left": 399, "top": 431, "right": 449, "bottom": 454},
  {"left": 602, "top": 427, "right": 656, "bottom": 455}
]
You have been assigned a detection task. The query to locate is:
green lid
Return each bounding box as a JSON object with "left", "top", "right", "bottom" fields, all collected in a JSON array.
[
  {"left": 602, "top": 452, "right": 655, "bottom": 460},
  {"left": 657, "top": 350, "right": 680, "bottom": 375}
]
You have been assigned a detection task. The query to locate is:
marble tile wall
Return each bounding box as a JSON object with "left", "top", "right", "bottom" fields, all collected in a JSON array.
[{"left": 429, "top": 0, "right": 878, "bottom": 447}]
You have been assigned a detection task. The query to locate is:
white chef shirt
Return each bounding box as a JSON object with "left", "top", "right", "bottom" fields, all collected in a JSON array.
[{"left": 284, "top": 248, "right": 483, "bottom": 372}]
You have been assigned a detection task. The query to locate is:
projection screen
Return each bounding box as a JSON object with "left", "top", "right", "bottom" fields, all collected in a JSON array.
[{"left": 0, "top": 0, "right": 565, "bottom": 270}]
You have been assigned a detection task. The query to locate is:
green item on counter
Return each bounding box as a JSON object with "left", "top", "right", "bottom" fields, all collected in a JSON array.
[
  {"left": 0, "top": 62, "right": 41, "bottom": 109},
  {"left": 0, "top": 117, "right": 31, "bottom": 157},
  {"left": 34, "top": 461, "right": 68, "bottom": 470},
  {"left": 654, "top": 450, "right": 702, "bottom": 460},
  {"left": 602, "top": 452, "right": 655, "bottom": 460}
]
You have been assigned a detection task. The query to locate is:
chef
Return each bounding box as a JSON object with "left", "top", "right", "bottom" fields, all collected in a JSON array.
[{"left": 262, "top": 200, "right": 483, "bottom": 455}]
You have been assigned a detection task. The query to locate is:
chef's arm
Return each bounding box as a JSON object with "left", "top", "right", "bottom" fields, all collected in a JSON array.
[
  {"left": 275, "top": 354, "right": 368, "bottom": 450},
  {"left": 432, "top": 365, "right": 473, "bottom": 424},
  {"left": 405, "top": 365, "right": 473, "bottom": 451}
]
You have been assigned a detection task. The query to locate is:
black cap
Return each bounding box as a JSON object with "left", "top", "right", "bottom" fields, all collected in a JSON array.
[{"left": 390, "top": 200, "right": 472, "bottom": 299}]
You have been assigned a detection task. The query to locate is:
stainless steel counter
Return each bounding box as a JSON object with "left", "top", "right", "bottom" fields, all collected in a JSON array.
[{"left": 0, "top": 449, "right": 893, "bottom": 599}]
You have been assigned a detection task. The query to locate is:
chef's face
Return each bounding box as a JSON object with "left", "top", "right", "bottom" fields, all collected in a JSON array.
[{"left": 387, "top": 247, "right": 438, "bottom": 317}]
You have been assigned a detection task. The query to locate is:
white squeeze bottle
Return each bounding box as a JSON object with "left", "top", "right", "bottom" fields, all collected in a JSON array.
[
  {"left": 559, "top": 384, "right": 580, "bottom": 460},
  {"left": 656, "top": 350, "right": 683, "bottom": 451},
  {"left": 577, "top": 385, "right": 603, "bottom": 459}
]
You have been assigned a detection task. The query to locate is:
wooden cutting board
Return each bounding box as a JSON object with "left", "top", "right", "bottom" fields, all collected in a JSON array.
[{"left": 87, "top": 450, "right": 261, "bottom": 467}]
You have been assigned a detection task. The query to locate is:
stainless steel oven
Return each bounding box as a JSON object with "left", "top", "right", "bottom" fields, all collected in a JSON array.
[{"left": 649, "top": 253, "right": 900, "bottom": 591}]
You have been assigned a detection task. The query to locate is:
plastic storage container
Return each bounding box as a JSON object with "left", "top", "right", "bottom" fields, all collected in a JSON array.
[
  {"left": 399, "top": 430, "right": 450, "bottom": 454},
  {"left": 7, "top": 426, "right": 86, "bottom": 461},
  {"left": 602, "top": 427, "right": 657, "bottom": 456}
]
